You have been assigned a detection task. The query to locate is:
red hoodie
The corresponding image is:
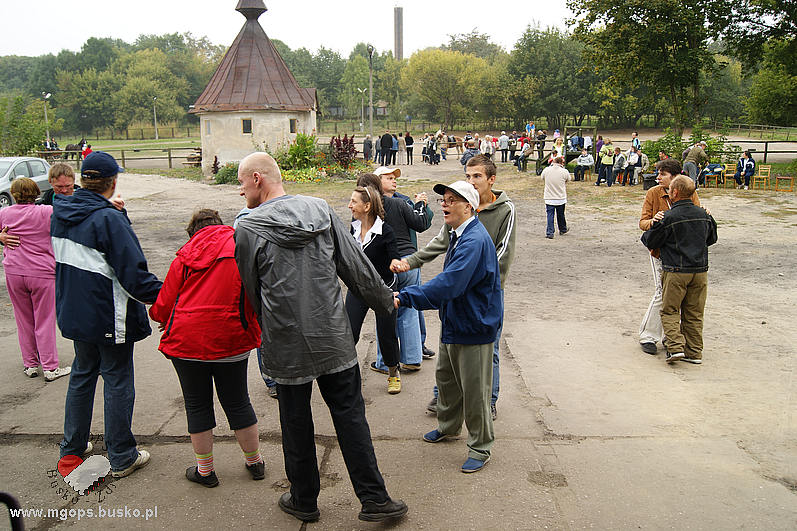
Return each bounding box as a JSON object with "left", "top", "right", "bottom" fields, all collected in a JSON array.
[{"left": 149, "top": 224, "right": 261, "bottom": 360}]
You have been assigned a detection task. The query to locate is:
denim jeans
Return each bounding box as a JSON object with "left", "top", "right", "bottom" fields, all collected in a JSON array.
[
  {"left": 545, "top": 204, "right": 567, "bottom": 236},
  {"left": 419, "top": 310, "right": 427, "bottom": 346},
  {"left": 598, "top": 164, "right": 612, "bottom": 186},
  {"left": 435, "top": 290, "right": 503, "bottom": 406},
  {"left": 375, "top": 265, "right": 422, "bottom": 369},
  {"left": 60, "top": 341, "right": 139, "bottom": 472}
]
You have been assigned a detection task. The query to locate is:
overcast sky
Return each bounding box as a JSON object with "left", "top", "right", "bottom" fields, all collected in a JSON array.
[{"left": 2, "top": 0, "right": 572, "bottom": 58}]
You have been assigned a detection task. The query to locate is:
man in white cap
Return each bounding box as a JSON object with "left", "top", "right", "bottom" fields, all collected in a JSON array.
[{"left": 393, "top": 181, "right": 502, "bottom": 474}]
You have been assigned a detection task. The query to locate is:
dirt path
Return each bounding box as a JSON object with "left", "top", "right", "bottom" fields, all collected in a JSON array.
[{"left": 0, "top": 160, "right": 794, "bottom": 529}]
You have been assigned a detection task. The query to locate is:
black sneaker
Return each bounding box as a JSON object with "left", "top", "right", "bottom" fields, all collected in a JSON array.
[
  {"left": 185, "top": 466, "right": 219, "bottom": 488},
  {"left": 369, "top": 362, "right": 388, "bottom": 375},
  {"left": 358, "top": 498, "right": 408, "bottom": 522},
  {"left": 640, "top": 342, "right": 658, "bottom": 355},
  {"left": 278, "top": 492, "right": 320, "bottom": 522},
  {"left": 427, "top": 396, "right": 437, "bottom": 414},
  {"left": 422, "top": 346, "right": 436, "bottom": 359},
  {"left": 246, "top": 461, "right": 265, "bottom": 480},
  {"left": 682, "top": 356, "right": 703, "bottom": 364}
]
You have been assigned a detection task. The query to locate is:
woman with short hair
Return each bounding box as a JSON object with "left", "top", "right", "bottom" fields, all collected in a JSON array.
[
  {"left": 0, "top": 178, "right": 70, "bottom": 381},
  {"left": 149, "top": 209, "right": 263, "bottom": 487}
]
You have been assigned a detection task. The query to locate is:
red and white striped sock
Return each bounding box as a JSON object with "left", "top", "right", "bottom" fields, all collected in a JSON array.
[{"left": 243, "top": 449, "right": 262, "bottom": 466}]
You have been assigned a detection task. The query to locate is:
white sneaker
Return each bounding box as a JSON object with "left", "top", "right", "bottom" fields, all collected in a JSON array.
[
  {"left": 112, "top": 449, "right": 151, "bottom": 478},
  {"left": 44, "top": 366, "right": 71, "bottom": 382},
  {"left": 23, "top": 367, "right": 40, "bottom": 377}
]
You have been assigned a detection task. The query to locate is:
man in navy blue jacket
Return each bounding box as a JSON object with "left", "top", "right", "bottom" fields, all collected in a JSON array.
[
  {"left": 394, "top": 181, "right": 502, "bottom": 474},
  {"left": 52, "top": 151, "right": 162, "bottom": 478}
]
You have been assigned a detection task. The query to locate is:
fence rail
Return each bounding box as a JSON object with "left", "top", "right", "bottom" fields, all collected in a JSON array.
[{"left": 35, "top": 147, "right": 202, "bottom": 170}]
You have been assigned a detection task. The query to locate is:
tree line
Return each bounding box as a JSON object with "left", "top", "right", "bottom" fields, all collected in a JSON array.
[{"left": 0, "top": 0, "right": 794, "bottom": 154}]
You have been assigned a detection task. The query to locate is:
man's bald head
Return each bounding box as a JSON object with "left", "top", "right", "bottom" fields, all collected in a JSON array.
[
  {"left": 239, "top": 152, "right": 282, "bottom": 184},
  {"left": 238, "top": 152, "right": 286, "bottom": 208}
]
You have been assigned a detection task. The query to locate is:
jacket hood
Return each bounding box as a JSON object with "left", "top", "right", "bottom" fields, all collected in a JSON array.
[
  {"left": 52, "top": 188, "right": 119, "bottom": 226},
  {"left": 177, "top": 224, "right": 235, "bottom": 270},
  {"left": 237, "top": 195, "right": 331, "bottom": 249},
  {"left": 481, "top": 189, "right": 512, "bottom": 212}
]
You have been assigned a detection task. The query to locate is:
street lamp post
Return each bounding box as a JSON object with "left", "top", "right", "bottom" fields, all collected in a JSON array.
[
  {"left": 367, "top": 44, "right": 374, "bottom": 140},
  {"left": 42, "top": 92, "right": 51, "bottom": 147},
  {"left": 153, "top": 97, "right": 159, "bottom": 140},
  {"left": 356, "top": 88, "right": 366, "bottom": 132}
]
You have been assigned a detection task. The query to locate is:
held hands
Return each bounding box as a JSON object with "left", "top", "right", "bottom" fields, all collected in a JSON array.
[
  {"left": 0, "top": 227, "right": 20, "bottom": 249},
  {"left": 390, "top": 258, "right": 410, "bottom": 273},
  {"left": 111, "top": 194, "right": 125, "bottom": 211}
]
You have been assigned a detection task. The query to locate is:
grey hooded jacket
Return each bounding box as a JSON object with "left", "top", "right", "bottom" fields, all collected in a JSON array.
[{"left": 234, "top": 195, "right": 394, "bottom": 384}]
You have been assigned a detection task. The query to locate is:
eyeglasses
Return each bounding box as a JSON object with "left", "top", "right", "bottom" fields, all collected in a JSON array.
[{"left": 436, "top": 197, "right": 464, "bottom": 206}]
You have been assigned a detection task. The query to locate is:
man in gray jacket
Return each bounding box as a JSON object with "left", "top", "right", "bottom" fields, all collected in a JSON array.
[{"left": 233, "top": 153, "right": 407, "bottom": 524}]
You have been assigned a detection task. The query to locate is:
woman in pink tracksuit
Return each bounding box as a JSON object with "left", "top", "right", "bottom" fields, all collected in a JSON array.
[{"left": 0, "top": 177, "right": 70, "bottom": 381}]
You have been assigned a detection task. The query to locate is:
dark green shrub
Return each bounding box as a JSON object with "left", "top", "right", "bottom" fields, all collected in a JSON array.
[{"left": 215, "top": 162, "right": 239, "bottom": 184}]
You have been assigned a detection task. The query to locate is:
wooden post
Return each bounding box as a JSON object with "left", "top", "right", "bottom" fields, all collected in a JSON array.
[
  {"left": 168, "top": 148, "right": 172, "bottom": 169},
  {"left": 121, "top": 150, "right": 126, "bottom": 167},
  {"left": 763, "top": 142, "right": 768, "bottom": 163}
]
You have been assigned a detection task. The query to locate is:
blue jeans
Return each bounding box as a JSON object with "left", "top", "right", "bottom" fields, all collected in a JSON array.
[
  {"left": 256, "top": 347, "right": 276, "bottom": 388},
  {"left": 60, "top": 341, "right": 139, "bottom": 471},
  {"left": 598, "top": 164, "right": 612, "bottom": 186},
  {"left": 375, "top": 266, "right": 422, "bottom": 369},
  {"left": 434, "top": 290, "right": 503, "bottom": 406},
  {"left": 546, "top": 204, "right": 567, "bottom": 237}
]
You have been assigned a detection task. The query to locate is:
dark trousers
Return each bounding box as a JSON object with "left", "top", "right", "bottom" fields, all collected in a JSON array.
[
  {"left": 60, "top": 341, "right": 138, "bottom": 471},
  {"left": 597, "top": 165, "right": 612, "bottom": 186},
  {"left": 574, "top": 165, "right": 589, "bottom": 181},
  {"left": 622, "top": 166, "right": 635, "bottom": 185},
  {"left": 545, "top": 204, "right": 567, "bottom": 236},
  {"left": 345, "top": 291, "right": 400, "bottom": 367},
  {"left": 390, "top": 150, "right": 397, "bottom": 165},
  {"left": 500, "top": 149, "right": 508, "bottom": 162},
  {"left": 170, "top": 357, "right": 257, "bottom": 433},
  {"left": 406, "top": 146, "right": 413, "bottom": 164},
  {"left": 277, "top": 365, "right": 388, "bottom": 510}
]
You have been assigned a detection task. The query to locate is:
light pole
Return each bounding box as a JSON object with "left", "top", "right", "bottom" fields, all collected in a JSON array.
[
  {"left": 367, "top": 44, "right": 374, "bottom": 139},
  {"left": 356, "top": 88, "right": 366, "bottom": 132},
  {"left": 153, "top": 96, "right": 159, "bottom": 140},
  {"left": 42, "top": 92, "right": 51, "bottom": 147}
]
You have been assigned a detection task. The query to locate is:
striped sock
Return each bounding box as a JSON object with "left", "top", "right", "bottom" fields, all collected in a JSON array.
[
  {"left": 195, "top": 452, "right": 213, "bottom": 476},
  {"left": 243, "top": 449, "right": 263, "bottom": 466}
]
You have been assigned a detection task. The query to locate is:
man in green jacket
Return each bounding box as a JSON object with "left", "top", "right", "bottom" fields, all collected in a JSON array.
[
  {"left": 596, "top": 139, "right": 615, "bottom": 186},
  {"left": 392, "top": 154, "right": 516, "bottom": 421}
]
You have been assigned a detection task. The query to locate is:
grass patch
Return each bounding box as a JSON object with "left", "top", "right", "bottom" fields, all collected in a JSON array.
[
  {"left": 761, "top": 208, "right": 797, "bottom": 219},
  {"left": 769, "top": 159, "right": 797, "bottom": 177}
]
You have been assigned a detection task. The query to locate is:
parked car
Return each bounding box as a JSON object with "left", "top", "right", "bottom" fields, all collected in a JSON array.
[{"left": 0, "top": 157, "right": 52, "bottom": 208}]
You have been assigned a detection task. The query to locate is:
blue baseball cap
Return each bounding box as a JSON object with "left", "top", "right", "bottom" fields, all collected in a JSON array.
[{"left": 81, "top": 151, "right": 125, "bottom": 178}]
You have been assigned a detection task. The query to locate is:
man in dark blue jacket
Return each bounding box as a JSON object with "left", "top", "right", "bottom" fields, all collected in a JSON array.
[
  {"left": 52, "top": 151, "right": 162, "bottom": 478},
  {"left": 394, "top": 180, "right": 502, "bottom": 474}
]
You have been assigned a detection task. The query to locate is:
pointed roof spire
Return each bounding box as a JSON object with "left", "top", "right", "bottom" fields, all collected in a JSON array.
[
  {"left": 190, "top": 1, "right": 316, "bottom": 113},
  {"left": 236, "top": 0, "right": 266, "bottom": 20}
]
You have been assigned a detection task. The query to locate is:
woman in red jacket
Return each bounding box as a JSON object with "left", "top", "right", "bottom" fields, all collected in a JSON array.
[{"left": 150, "top": 209, "right": 263, "bottom": 488}]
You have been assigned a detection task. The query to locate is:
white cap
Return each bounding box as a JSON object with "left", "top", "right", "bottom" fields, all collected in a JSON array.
[
  {"left": 373, "top": 166, "right": 401, "bottom": 177},
  {"left": 433, "top": 181, "right": 479, "bottom": 211}
]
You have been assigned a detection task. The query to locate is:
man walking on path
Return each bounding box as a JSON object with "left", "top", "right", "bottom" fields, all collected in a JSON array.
[
  {"left": 380, "top": 130, "right": 393, "bottom": 166},
  {"left": 683, "top": 141, "right": 709, "bottom": 184},
  {"left": 234, "top": 152, "right": 408, "bottom": 524},
  {"left": 393, "top": 155, "right": 515, "bottom": 421},
  {"left": 53, "top": 151, "right": 161, "bottom": 478},
  {"left": 542, "top": 156, "right": 570, "bottom": 239},
  {"left": 638, "top": 158, "right": 701, "bottom": 355},
  {"left": 394, "top": 180, "right": 502, "bottom": 474},
  {"left": 641, "top": 175, "right": 717, "bottom": 364}
]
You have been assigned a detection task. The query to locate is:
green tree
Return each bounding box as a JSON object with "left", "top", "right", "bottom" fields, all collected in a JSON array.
[
  {"left": 444, "top": 29, "right": 505, "bottom": 64},
  {"left": 0, "top": 95, "right": 62, "bottom": 155},
  {"left": 340, "top": 55, "right": 370, "bottom": 118},
  {"left": 56, "top": 68, "right": 120, "bottom": 132},
  {"left": 568, "top": 0, "right": 732, "bottom": 134},
  {"left": 507, "top": 27, "right": 598, "bottom": 130},
  {"left": 401, "top": 49, "right": 487, "bottom": 130}
]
